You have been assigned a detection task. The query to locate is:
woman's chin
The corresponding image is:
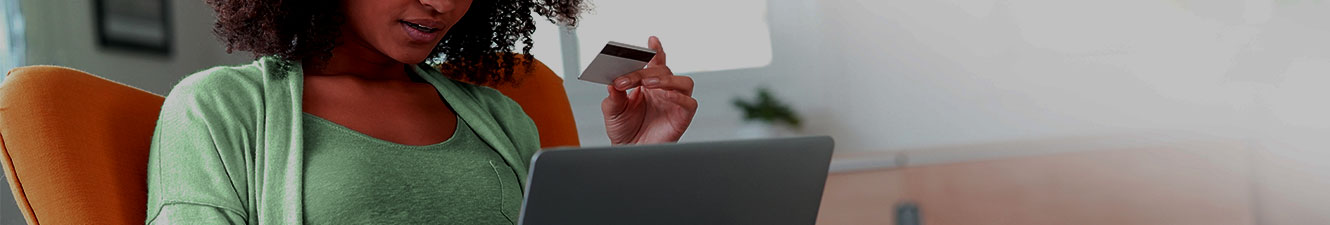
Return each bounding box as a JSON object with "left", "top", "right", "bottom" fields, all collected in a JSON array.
[
  {"left": 388, "top": 52, "right": 433, "bottom": 65},
  {"left": 377, "top": 40, "right": 441, "bottom": 65}
]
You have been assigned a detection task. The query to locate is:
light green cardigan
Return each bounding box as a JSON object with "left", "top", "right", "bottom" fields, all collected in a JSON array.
[{"left": 145, "top": 57, "right": 541, "bottom": 224}]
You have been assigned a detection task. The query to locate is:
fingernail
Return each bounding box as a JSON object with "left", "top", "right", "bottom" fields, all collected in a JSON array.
[
  {"left": 644, "top": 78, "right": 661, "bottom": 86},
  {"left": 615, "top": 79, "right": 631, "bottom": 89}
]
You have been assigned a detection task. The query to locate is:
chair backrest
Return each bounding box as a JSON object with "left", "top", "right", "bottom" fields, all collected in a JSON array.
[
  {"left": 1, "top": 66, "right": 165, "bottom": 225},
  {"left": 450, "top": 56, "right": 581, "bottom": 148},
  {"left": 1, "top": 59, "right": 579, "bottom": 224}
]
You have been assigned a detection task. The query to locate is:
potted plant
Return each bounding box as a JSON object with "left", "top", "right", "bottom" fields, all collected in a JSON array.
[{"left": 732, "top": 87, "right": 802, "bottom": 138}]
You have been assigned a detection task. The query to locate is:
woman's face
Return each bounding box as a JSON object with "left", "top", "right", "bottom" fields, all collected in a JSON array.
[{"left": 342, "top": 0, "right": 472, "bottom": 64}]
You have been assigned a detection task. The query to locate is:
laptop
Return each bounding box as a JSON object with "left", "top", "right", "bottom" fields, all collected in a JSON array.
[{"left": 517, "top": 136, "right": 836, "bottom": 225}]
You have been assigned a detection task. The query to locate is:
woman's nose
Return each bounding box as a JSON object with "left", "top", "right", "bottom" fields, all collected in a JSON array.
[{"left": 418, "top": 0, "right": 456, "bottom": 13}]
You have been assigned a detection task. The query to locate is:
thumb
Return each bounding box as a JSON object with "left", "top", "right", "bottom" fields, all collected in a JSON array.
[
  {"left": 647, "top": 36, "right": 667, "bottom": 67},
  {"left": 602, "top": 85, "right": 630, "bottom": 116}
]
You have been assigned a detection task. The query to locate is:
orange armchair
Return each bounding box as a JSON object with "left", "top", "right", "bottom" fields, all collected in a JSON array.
[
  {"left": 1, "top": 66, "right": 163, "bottom": 225},
  {"left": 1, "top": 58, "right": 578, "bottom": 224}
]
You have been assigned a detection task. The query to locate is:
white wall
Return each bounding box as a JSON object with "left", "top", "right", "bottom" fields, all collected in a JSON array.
[
  {"left": 821, "top": 0, "right": 1330, "bottom": 151},
  {"left": 20, "top": 0, "right": 250, "bottom": 95}
]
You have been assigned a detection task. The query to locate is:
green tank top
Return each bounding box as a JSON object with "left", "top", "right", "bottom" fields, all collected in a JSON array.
[{"left": 300, "top": 113, "right": 523, "bottom": 224}]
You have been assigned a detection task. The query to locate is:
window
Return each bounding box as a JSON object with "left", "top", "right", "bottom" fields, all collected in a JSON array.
[
  {"left": 575, "top": 0, "right": 772, "bottom": 74},
  {"left": 530, "top": 0, "right": 773, "bottom": 77},
  {"left": 1, "top": 0, "right": 23, "bottom": 79}
]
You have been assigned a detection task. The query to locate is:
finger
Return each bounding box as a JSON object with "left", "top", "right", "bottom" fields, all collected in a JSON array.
[
  {"left": 656, "top": 89, "right": 698, "bottom": 113},
  {"left": 612, "top": 67, "right": 672, "bottom": 91},
  {"left": 642, "top": 75, "right": 694, "bottom": 96},
  {"left": 602, "top": 85, "right": 630, "bottom": 116},
  {"left": 647, "top": 36, "right": 667, "bottom": 67}
]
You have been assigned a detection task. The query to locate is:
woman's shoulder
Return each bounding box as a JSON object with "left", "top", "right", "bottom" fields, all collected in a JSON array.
[
  {"left": 446, "top": 79, "right": 526, "bottom": 116},
  {"left": 434, "top": 75, "right": 535, "bottom": 127},
  {"left": 158, "top": 60, "right": 274, "bottom": 122},
  {"left": 170, "top": 60, "right": 271, "bottom": 99}
]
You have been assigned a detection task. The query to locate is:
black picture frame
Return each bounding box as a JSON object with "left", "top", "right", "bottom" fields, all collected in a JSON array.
[{"left": 94, "top": 0, "right": 172, "bottom": 56}]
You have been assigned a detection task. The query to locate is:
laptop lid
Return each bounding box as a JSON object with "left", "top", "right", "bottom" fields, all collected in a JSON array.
[{"left": 518, "top": 136, "right": 836, "bottom": 225}]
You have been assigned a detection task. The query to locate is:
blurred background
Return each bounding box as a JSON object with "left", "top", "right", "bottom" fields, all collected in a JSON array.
[{"left": 3, "top": 0, "right": 1330, "bottom": 224}]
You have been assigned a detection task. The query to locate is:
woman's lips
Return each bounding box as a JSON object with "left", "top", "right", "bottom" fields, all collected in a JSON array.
[{"left": 401, "top": 21, "right": 442, "bottom": 43}]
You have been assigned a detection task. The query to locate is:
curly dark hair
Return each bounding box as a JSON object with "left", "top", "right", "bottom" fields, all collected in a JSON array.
[{"left": 206, "top": 0, "right": 587, "bottom": 85}]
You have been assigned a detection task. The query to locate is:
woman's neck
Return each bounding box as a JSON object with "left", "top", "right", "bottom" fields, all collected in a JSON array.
[{"left": 304, "top": 38, "right": 413, "bottom": 82}]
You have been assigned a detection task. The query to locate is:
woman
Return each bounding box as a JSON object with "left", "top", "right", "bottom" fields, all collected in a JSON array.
[{"left": 144, "top": 0, "right": 697, "bottom": 224}]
